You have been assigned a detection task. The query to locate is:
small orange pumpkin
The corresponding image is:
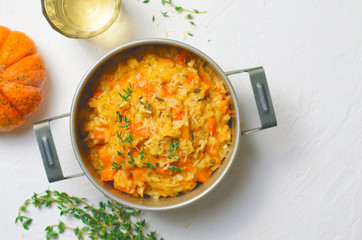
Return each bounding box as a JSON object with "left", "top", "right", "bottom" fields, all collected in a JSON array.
[{"left": 0, "top": 26, "right": 46, "bottom": 131}]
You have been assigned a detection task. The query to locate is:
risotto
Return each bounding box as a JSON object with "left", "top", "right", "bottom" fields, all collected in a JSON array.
[{"left": 83, "top": 47, "right": 232, "bottom": 199}]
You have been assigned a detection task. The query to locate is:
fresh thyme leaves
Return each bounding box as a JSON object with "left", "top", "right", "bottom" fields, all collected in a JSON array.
[
  {"left": 191, "top": 132, "right": 194, "bottom": 141},
  {"left": 139, "top": 147, "right": 145, "bottom": 161},
  {"left": 170, "top": 140, "right": 179, "bottom": 151},
  {"left": 160, "top": 0, "right": 205, "bottom": 14},
  {"left": 139, "top": 100, "right": 147, "bottom": 109},
  {"left": 210, "top": 159, "right": 216, "bottom": 164},
  {"left": 117, "top": 151, "right": 126, "bottom": 158},
  {"left": 174, "top": 6, "right": 183, "bottom": 12},
  {"left": 115, "top": 150, "right": 135, "bottom": 169},
  {"left": 193, "top": 89, "right": 201, "bottom": 93},
  {"left": 169, "top": 163, "right": 182, "bottom": 174},
  {"left": 146, "top": 162, "right": 159, "bottom": 170},
  {"left": 187, "top": 32, "right": 194, "bottom": 37},
  {"left": 117, "top": 131, "right": 123, "bottom": 139},
  {"left": 16, "top": 190, "right": 162, "bottom": 240},
  {"left": 116, "top": 111, "right": 123, "bottom": 122},
  {"left": 117, "top": 116, "right": 133, "bottom": 145},
  {"left": 112, "top": 161, "right": 124, "bottom": 170},
  {"left": 155, "top": 97, "right": 164, "bottom": 102},
  {"left": 168, "top": 110, "right": 173, "bottom": 122},
  {"left": 183, "top": 74, "right": 188, "bottom": 78},
  {"left": 120, "top": 116, "right": 131, "bottom": 129},
  {"left": 142, "top": 0, "right": 206, "bottom": 37},
  {"left": 197, "top": 98, "right": 205, "bottom": 102},
  {"left": 127, "top": 152, "right": 135, "bottom": 165},
  {"left": 148, "top": 103, "right": 153, "bottom": 111},
  {"left": 17, "top": 215, "right": 31, "bottom": 230},
  {"left": 118, "top": 83, "right": 133, "bottom": 102},
  {"left": 122, "top": 132, "right": 133, "bottom": 143},
  {"left": 140, "top": 100, "right": 153, "bottom": 112},
  {"left": 167, "top": 140, "right": 179, "bottom": 159}
]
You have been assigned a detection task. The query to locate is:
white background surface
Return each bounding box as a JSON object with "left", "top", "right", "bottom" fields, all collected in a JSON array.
[{"left": 1, "top": 0, "right": 362, "bottom": 239}]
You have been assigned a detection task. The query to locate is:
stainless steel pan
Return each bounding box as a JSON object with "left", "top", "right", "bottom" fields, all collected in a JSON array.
[{"left": 34, "top": 39, "right": 277, "bottom": 210}]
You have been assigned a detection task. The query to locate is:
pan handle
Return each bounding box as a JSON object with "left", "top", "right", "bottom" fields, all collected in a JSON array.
[
  {"left": 33, "top": 113, "right": 84, "bottom": 183},
  {"left": 226, "top": 66, "right": 277, "bottom": 135}
]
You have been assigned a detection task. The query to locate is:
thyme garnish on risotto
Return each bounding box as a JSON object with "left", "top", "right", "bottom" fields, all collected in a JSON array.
[
  {"left": 193, "top": 88, "right": 201, "bottom": 93},
  {"left": 148, "top": 103, "right": 153, "bottom": 111},
  {"left": 116, "top": 111, "right": 123, "bottom": 123},
  {"left": 117, "top": 116, "right": 133, "bottom": 144},
  {"left": 118, "top": 83, "right": 133, "bottom": 102},
  {"left": 127, "top": 152, "right": 135, "bottom": 166},
  {"left": 146, "top": 162, "right": 159, "bottom": 170},
  {"left": 139, "top": 100, "right": 147, "bottom": 109},
  {"left": 169, "top": 162, "right": 182, "bottom": 174},
  {"left": 167, "top": 110, "right": 173, "bottom": 122},
  {"left": 122, "top": 132, "right": 133, "bottom": 143},
  {"left": 155, "top": 97, "right": 164, "bottom": 102},
  {"left": 167, "top": 139, "right": 179, "bottom": 159},
  {"left": 139, "top": 147, "right": 145, "bottom": 161},
  {"left": 120, "top": 116, "right": 131, "bottom": 129},
  {"left": 112, "top": 161, "right": 124, "bottom": 170}
]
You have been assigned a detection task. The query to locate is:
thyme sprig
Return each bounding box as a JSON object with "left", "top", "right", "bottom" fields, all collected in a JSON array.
[
  {"left": 146, "top": 162, "right": 159, "bottom": 170},
  {"left": 167, "top": 110, "right": 173, "bottom": 122},
  {"left": 139, "top": 100, "right": 147, "bottom": 109},
  {"left": 118, "top": 83, "right": 133, "bottom": 102},
  {"left": 161, "top": 11, "right": 169, "bottom": 17},
  {"left": 161, "top": 0, "right": 206, "bottom": 14},
  {"left": 139, "top": 147, "right": 145, "bottom": 161},
  {"left": 113, "top": 161, "right": 124, "bottom": 170},
  {"left": 148, "top": 103, "right": 153, "bottom": 111},
  {"left": 117, "top": 150, "right": 126, "bottom": 158},
  {"left": 142, "top": 0, "right": 206, "bottom": 34},
  {"left": 155, "top": 97, "right": 164, "bottom": 102},
  {"left": 16, "top": 190, "right": 162, "bottom": 240},
  {"left": 139, "top": 100, "right": 153, "bottom": 112},
  {"left": 116, "top": 111, "right": 123, "bottom": 123},
  {"left": 113, "top": 151, "right": 126, "bottom": 169},
  {"left": 169, "top": 163, "right": 182, "bottom": 174},
  {"left": 120, "top": 116, "right": 131, "bottom": 129},
  {"left": 167, "top": 139, "right": 179, "bottom": 159},
  {"left": 122, "top": 132, "right": 133, "bottom": 143},
  {"left": 117, "top": 116, "right": 133, "bottom": 144},
  {"left": 127, "top": 152, "right": 135, "bottom": 165}
]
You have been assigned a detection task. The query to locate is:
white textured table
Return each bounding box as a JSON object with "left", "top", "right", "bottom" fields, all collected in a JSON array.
[{"left": 1, "top": 0, "right": 362, "bottom": 239}]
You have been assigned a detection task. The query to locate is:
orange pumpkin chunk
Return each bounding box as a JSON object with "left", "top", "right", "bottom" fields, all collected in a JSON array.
[{"left": 195, "top": 168, "right": 211, "bottom": 183}]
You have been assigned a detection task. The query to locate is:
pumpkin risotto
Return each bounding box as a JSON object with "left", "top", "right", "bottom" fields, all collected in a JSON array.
[{"left": 83, "top": 47, "right": 232, "bottom": 199}]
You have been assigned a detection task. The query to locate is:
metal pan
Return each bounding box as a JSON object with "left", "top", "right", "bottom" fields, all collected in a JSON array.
[{"left": 34, "top": 39, "right": 277, "bottom": 210}]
